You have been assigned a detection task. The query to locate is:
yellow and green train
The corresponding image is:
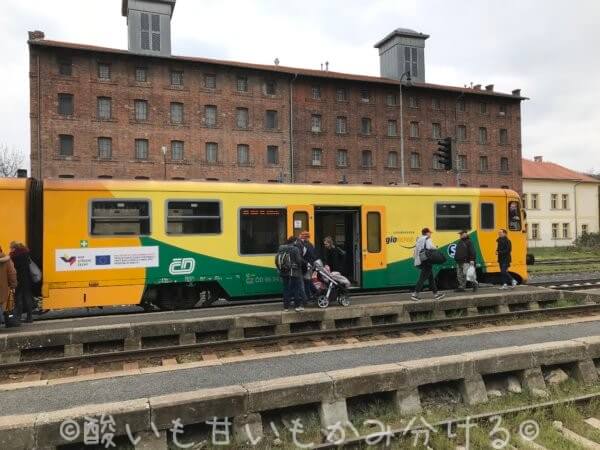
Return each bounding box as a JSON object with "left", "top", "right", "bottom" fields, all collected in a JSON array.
[{"left": 0, "top": 178, "right": 527, "bottom": 311}]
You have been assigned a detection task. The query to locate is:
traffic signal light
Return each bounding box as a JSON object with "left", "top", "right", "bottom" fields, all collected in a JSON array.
[{"left": 434, "top": 137, "right": 453, "bottom": 170}]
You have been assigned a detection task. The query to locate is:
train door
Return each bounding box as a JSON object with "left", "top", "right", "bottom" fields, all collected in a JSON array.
[
  {"left": 361, "top": 206, "right": 387, "bottom": 288},
  {"left": 506, "top": 196, "right": 527, "bottom": 269},
  {"left": 477, "top": 196, "right": 504, "bottom": 274},
  {"left": 287, "top": 205, "right": 314, "bottom": 238}
]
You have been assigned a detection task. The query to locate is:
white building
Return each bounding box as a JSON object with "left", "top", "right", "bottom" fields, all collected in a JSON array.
[{"left": 523, "top": 156, "right": 600, "bottom": 247}]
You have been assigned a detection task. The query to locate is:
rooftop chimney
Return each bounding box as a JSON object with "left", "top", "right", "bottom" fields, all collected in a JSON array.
[
  {"left": 473, "top": 84, "right": 482, "bottom": 90},
  {"left": 28, "top": 30, "right": 45, "bottom": 41},
  {"left": 512, "top": 89, "right": 521, "bottom": 97},
  {"left": 485, "top": 84, "right": 494, "bottom": 91},
  {"left": 122, "top": 0, "right": 176, "bottom": 57},
  {"left": 374, "top": 28, "right": 429, "bottom": 83},
  {"left": 534, "top": 156, "right": 543, "bottom": 163}
]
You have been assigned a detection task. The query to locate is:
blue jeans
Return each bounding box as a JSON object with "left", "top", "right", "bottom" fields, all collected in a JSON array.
[
  {"left": 281, "top": 276, "right": 306, "bottom": 309},
  {"left": 499, "top": 262, "right": 514, "bottom": 285}
]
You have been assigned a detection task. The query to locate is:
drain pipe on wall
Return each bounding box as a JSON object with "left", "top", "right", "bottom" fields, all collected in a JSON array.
[
  {"left": 573, "top": 181, "right": 583, "bottom": 241},
  {"left": 288, "top": 73, "right": 299, "bottom": 183}
]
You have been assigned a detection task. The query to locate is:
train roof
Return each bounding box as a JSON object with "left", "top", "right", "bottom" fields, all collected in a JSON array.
[
  {"left": 0, "top": 178, "right": 27, "bottom": 190},
  {"left": 41, "top": 179, "right": 517, "bottom": 198}
]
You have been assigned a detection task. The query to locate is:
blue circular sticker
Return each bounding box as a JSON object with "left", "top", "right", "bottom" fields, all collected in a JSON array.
[{"left": 448, "top": 243, "right": 457, "bottom": 258}]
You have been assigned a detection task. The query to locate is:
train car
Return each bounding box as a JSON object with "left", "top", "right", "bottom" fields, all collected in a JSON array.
[
  {"left": 25, "top": 179, "right": 526, "bottom": 311},
  {"left": 0, "top": 178, "right": 37, "bottom": 255}
]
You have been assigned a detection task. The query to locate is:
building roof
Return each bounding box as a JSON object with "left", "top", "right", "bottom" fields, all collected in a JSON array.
[
  {"left": 374, "top": 28, "right": 430, "bottom": 48},
  {"left": 28, "top": 38, "right": 527, "bottom": 100},
  {"left": 122, "top": 0, "right": 176, "bottom": 17},
  {"left": 522, "top": 158, "right": 599, "bottom": 183}
]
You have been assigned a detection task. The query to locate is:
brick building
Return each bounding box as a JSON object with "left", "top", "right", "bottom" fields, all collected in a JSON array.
[{"left": 28, "top": 0, "right": 526, "bottom": 191}]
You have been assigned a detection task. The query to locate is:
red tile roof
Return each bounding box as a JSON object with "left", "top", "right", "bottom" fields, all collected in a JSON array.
[
  {"left": 522, "top": 158, "right": 599, "bottom": 182},
  {"left": 28, "top": 38, "right": 526, "bottom": 100}
]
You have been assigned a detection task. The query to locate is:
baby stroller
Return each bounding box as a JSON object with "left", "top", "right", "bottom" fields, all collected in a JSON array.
[{"left": 311, "top": 259, "right": 351, "bottom": 308}]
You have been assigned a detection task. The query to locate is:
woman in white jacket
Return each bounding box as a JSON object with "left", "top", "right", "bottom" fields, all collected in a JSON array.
[{"left": 411, "top": 228, "right": 446, "bottom": 301}]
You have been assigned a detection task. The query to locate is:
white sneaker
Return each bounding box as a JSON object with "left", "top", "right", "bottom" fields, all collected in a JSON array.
[
  {"left": 410, "top": 293, "right": 420, "bottom": 301},
  {"left": 295, "top": 306, "right": 304, "bottom": 312},
  {"left": 511, "top": 279, "right": 518, "bottom": 288},
  {"left": 498, "top": 284, "right": 508, "bottom": 290}
]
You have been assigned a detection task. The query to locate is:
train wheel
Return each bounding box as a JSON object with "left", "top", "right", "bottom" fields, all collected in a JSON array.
[{"left": 197, "top": 289, "right": 219, "bottom": 308}]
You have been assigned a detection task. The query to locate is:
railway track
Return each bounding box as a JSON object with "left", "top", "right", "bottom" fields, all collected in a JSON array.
[
  {"left": 532, "top": 258, "right": 600, "bottom": 266},
  {"left": 3, "top": 302, "right": 600, "bottom": 386},
  {"left": 529, "top": 278, "right": 600, "bottom": 290}
]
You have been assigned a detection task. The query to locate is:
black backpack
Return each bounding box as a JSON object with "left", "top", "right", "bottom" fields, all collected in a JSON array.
[{"left": 276, "top": 246, "right": 293, "bottom": 273}]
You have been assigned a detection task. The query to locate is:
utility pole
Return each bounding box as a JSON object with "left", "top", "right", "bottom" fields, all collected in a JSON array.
[{"left": 398, "top": 71, "right": 411, "bottom": 185}]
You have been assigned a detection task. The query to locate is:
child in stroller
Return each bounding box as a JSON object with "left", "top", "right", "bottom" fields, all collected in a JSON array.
[{"left": 311, "top": 259, "right": 351, "bottom": 308}]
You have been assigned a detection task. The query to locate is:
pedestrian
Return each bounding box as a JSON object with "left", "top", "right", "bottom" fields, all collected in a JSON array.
[
  {"left": 496, "top": 229, "right": 517, "bottom": 289},
  {"left": 454, "top": 230, "right": 478, "bottom": 292},
  {"left": 9, "top": 241, "right": 34, "bottom": 323},
  {"left": 323, "top": 236, "right": 346, "bottom": 273},
  {"left": 0, "top": 246, "right": 17, "bottom": 328},
  {"left": 411, "top": 228, "right": 446, "bottom": 301},
  {"left": 275, "top": 237, "right": 307, "bottom": 312},
  {"left": 297, "top": 231, "right": 317, "bottom": 300}
]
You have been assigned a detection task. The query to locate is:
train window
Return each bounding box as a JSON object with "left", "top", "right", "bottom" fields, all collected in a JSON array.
[
  {"left": 166, "top": 201, "right": 221, "bottom": 235},
  {"left": 240, "top": 208, "right": 287, "bottom": 255},
  {"left": 90, "top": 200, "right": 150, "bottom": 236},
  {"left": 367, "top": 212, "right": 381, "bottom": 253},
  {"left": 435, "top": 203, "right": 471, "bottom": 231},
  {"left": 293, "top": 211, "right": 308, "bottom": 237},
  {"left": 508, "top": 200, "right": 522, "bottom": 231},
  {"left": 480, "top": 203, "right": 495, "bottom": 230}
]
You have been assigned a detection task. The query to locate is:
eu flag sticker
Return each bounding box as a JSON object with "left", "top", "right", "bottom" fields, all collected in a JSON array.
[{"left": 95, "top": 255, "right": 111, "bottom": 266}]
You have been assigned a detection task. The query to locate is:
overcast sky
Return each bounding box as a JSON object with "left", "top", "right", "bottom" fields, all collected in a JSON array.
[{"left": 2, "top": 0, "right": 599, "bottom": 173}]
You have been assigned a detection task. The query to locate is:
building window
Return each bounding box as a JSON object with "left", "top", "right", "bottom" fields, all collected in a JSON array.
[
  {"left": 311, "top": 148, "right": 323, "bottom": 166},
  {"left": 59, "top": 134, "right": 74, "bottom": 157},
  {"left": 97, "top": 97, "right": 112, "bottom": 120},
  {"left": 360, "top": 88, "right": 370, "bottom": 103},
  {"left": 204, "top": 73, "right": 217, "bottom": 89},
  {"left": 236, "top": 108, "right": 249, "bottom": 129},
  {"left": 457, "top": 155, "right": 467, "bottom": 171},
  {"left": 97, "top": 63, "right": 111, "bottom": 80},
  {"left": 478, "top": 127, "right": 488, "bottom": 144},
  {"left": 166, "top": 201, "right": 221, "bottom": 235},
  {"left": 336, "top": 116, "right": 347, "bottom": 134},
  {"left": 582, "top": 224, "right": 589, "bottom": 234},
  {"left": 170, "top": 102, "right": 184, "bottom": 124},
  {"left": 265, "top": 110, "right": 278, "bottom": 130},
  {"left": 408, "top": 96, "right": 419, "bottom": 108},
  {"left": 387, "top": 151, "right": 398, "bottom": 168},
  {"left": 385, "top": 120, "right": 397, "bottom": 137},
  {"left": 433, "top": 154, "right": 445, "bottom": 170},
  {"left": 58, "top": 93, "right": 74, "bottom": 116},
  {"left": 386, "top": 93, "right": 398, "bottom": 106},
  {"left": 432, "top": 122, "right": 441, "bottom": 139},
  {"left": 562, "top": 194, "right": 569, "bottom": 209},
  {"left": 134, "top": 100, "right": 148, "bottom": 121},
  {"left": 237, "top": 144, "right": 250, "bottom": 165},
  {"left": 336, "top": 149, "right": 348, "bottom": 167},
  {"left": 531, "top": 223, "right": 539, "bottom": 240},
  {"left": 311, "top": 85, "right": 321, "bottom": 100},
  {"left": 135, "top": 67, "right": 147, "bottom": 82},
  {"left": 551, "top": 193, "right": 558, "bottom": 209},
  {"left": 171, "top": 140, "right": 184, "bottom": 161},
  {"left": 58, "top": 58, "right": 72, "bottom": 76},
  {"left": 404, "top": 46, "right": 418, "bottom": 77},
  {"left": 91, "top": 200, "right": 150, "bottom": 236},
  {"left": 267, "top": 145, "right": 279, "bottom": 165},
  {"left": 499, "top": 104, "right": 507, "bottom": 116},
  {"left": 410, "top": 152, "right": 421, "bottom": 169},
  {"left": 409, "top": 121, "right": 419, "bottom": 138},
  {"left": 522, "top": 194, "right": 528, "bottom": 209},
  {"left": 432, "top": 97, "right": 441, "bottom": 110},
  {"left": 500, "top": 157, "right": 509, "bottom": 172},
  {"left": 361, "top": 118, "right": 372, "bottom": 135},
  {"left": 562, "top": 223, "right": 570, "bottom": 239},
  {"left": 361, "top": 150, "right": 373, "bottom": 168},
  {"left": 456, "top": 125, "right": 467, "bottom": 141},
  {"left": 336, "top": 88, "right": 348, "bottom": 102},
  {"left": 552, "top": 223, "right": 559, "bottom": 239},
  {"left": 239, "top": 208, "right": 286, "bottom": 255},
  {"left": 204, "top": 105, "right": 217, "bottom": 127},
  {"left": 135, "top": 139, "right": 148, "bottom": 160},
  {"left": 236, "top": 76, "right": 248, "bottom": 92},
  {"left": 311, "top": 114, "right": 322, "bottom": 132},
  {"left": 499, "top": 129, "right": 508, "bottom": 145},
  {"left": 531, "top": 193, "right": 539, "bottom": 209},
  {"left": 140, "top": 12, "right": 161, "bottom": 51},
  {"left": 97, "top": 137, "right": 112, "bottom": 160},
  {"left": 456, "top": 98, "right": 466, "bottom": 112},
  {"left": 479, "top": 102, "right": 487, "bottom": 114},
  {"left": 170, "top": 70, "right": 183, "bottom": 86},
  {"left": 264, "top": 79, "right": 277, "bottom": 95},
  {"left": 435, "top": 203, "right": 471, "bottom": 231},
  {"left": 479, "top": 155, "right": 489, "bottom": 172},
  {"left": 205, "top": 142, "right": 218, "bottom": 163}
]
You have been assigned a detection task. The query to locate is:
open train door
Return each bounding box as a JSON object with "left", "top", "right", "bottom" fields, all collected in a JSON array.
[
  {"left": 361, "top": 206, "right": 387, "bottom": 288},
  {"left": 287, "top": 205, "right": 314, "bottom": 238}
]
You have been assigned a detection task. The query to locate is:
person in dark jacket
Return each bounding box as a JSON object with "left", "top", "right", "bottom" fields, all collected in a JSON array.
[
  {"left": 496, "top": 229, "right": 517, "bottom": 289},
  {"left": 0, "top": 247, "right": 17, "bottom": 328},
  {"left": 411, "top": 228, "right": 446, "bottom": 301},
  {"left": 454, "top": 230, "right": 478, "bottom": 292},
  {"left": 275, "top": 237, "right": 307, "bottom": 312},
  {"left": 323, "top": 236, "right": 346, "bottom": 273},
  {"left": 9, "top": 241, "right": 34, "bottom": 323},
  {"left": 297, "top": 231, "right": 317, "bottom": 300}
]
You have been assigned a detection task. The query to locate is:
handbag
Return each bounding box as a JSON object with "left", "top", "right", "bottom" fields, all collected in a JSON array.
[
  {"left": 29, "top": 260, "right": 42, "bottom": 284},
  {"left": 425, "top": 249, "right": 447, "bottom": 265}
]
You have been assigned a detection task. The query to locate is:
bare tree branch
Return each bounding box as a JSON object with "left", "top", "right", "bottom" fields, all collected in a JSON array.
[{"left": 0, "top": 144, "right": 25, "bottom": 177}]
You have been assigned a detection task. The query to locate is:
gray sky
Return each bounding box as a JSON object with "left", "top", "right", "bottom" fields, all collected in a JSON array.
[{"left": 2, "top": 0, "right": 599, "bottom": 173}]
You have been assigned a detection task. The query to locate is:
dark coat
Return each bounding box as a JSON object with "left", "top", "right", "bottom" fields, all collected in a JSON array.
[
  {"left": 323, "top": 245, "right": 346, "bottom": 272},
  {"left": 10, "top": 247, "right": 32, "bottom": 292},
  {"left": 275, "top": 244, "right": 303, "bottom": 278},
  {"left": 454, "top": 237, "right": 476, "bottom": 264},
  {"left": 496, "top": 236, "right": 512, "bottom": 265}
]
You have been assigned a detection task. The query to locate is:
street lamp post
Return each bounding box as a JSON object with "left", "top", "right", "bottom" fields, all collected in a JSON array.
[
  {"left": 398, "top": 71, "right": 412, "bottom": 185},
  {"left": 161, "top": 145, "right": 167, "bottom": 180}
]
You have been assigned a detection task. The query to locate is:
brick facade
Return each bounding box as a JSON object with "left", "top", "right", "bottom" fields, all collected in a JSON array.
[{"left": 29, "top": 39, "right": 523, "bottom": 191}]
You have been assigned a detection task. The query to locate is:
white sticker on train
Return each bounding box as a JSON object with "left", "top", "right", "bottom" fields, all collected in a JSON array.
[{"left": 55, "top": 246, "right": 159, "bottom": 271}]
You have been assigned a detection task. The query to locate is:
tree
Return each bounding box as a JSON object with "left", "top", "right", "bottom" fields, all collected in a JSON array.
[{"left": 0, "top": 144, "right": 25, "bottom": 177}]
